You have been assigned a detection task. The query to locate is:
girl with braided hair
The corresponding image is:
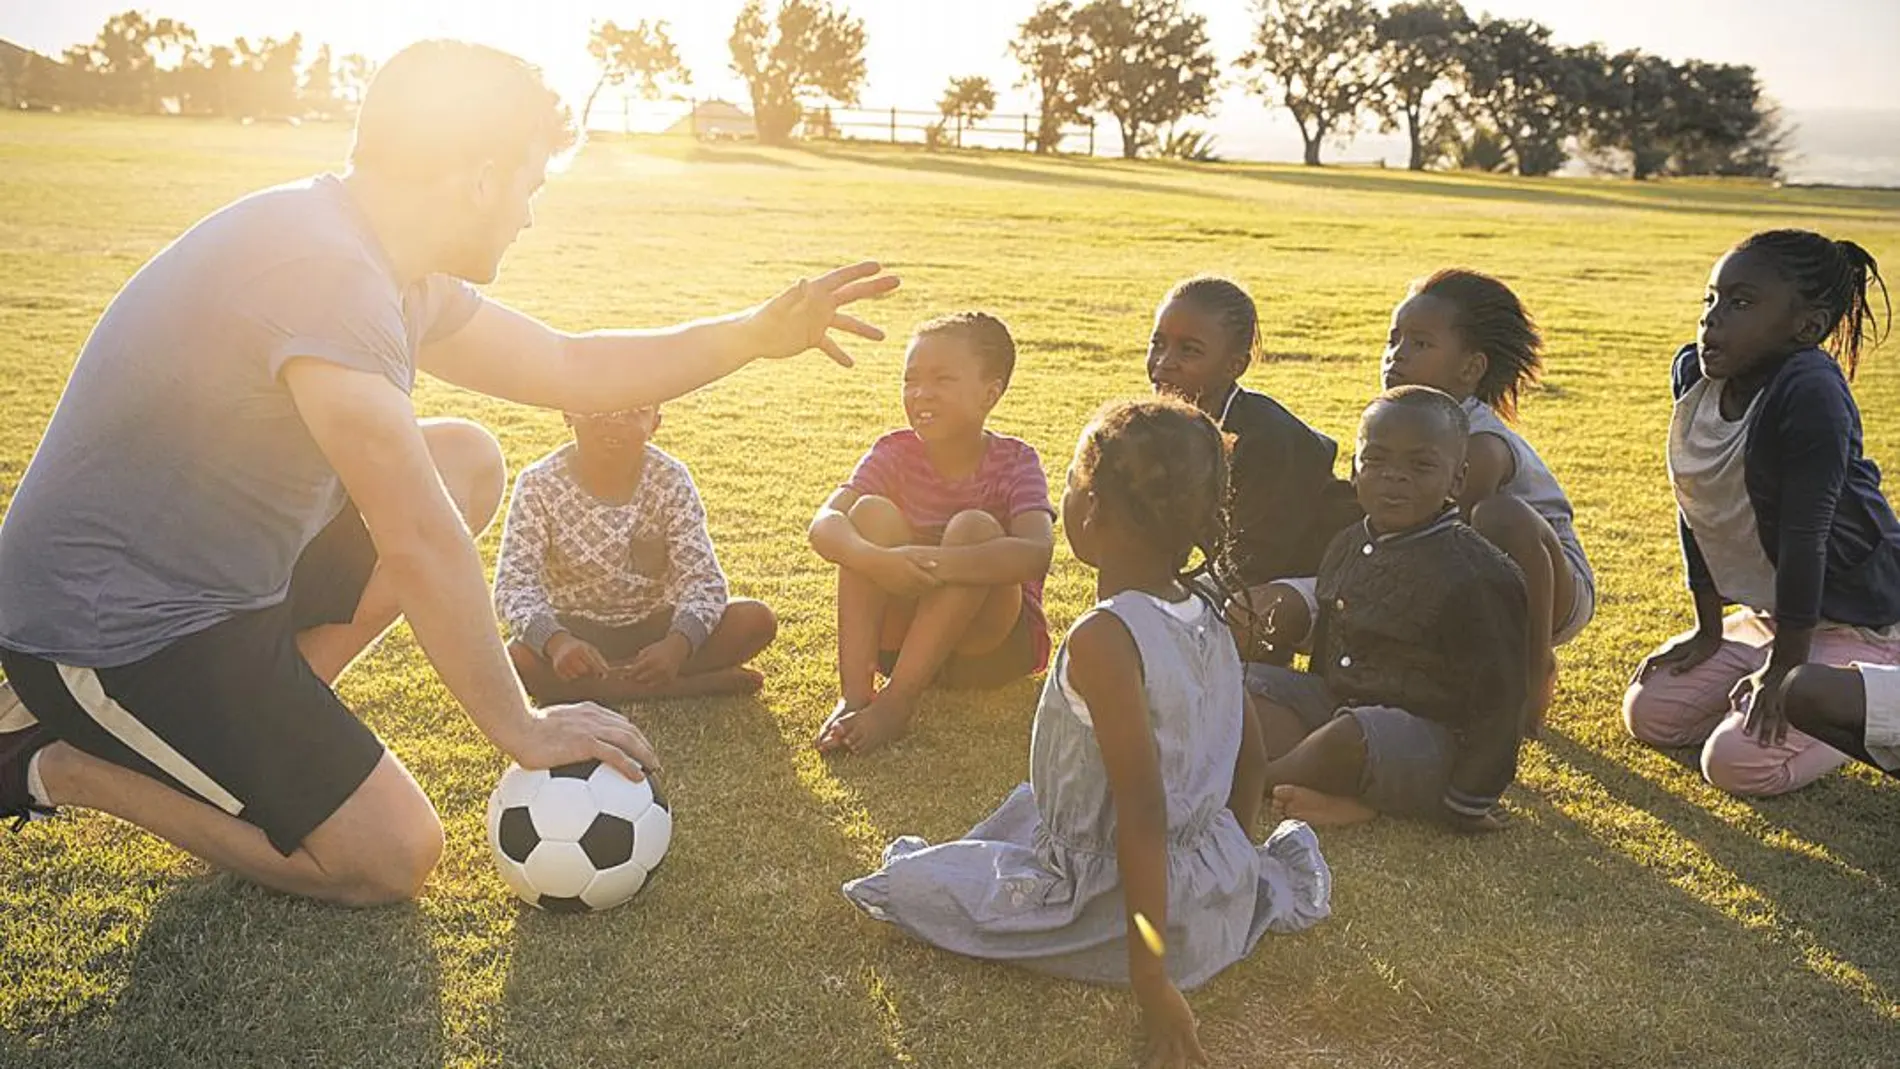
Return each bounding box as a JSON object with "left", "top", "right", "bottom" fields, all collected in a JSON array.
[
  {"left": 843, "top": 398, "right": 1330, "bottom": 1069},
  {"left": 1625, "top": 229, "right": 1898, "bottom": 795}
]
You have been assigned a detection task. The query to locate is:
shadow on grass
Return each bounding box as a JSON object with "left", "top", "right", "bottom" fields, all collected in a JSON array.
[
  {"left": 1, "top": 879, "right": 443, "bottom": 1069},
  {"left": 1543, "top": 730, "right": 1900, "bottom": 999}
]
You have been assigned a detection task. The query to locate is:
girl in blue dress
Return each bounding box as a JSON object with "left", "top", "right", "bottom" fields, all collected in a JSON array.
[{"left": 844, "top": 397, "right": 1331, "bottom": 1067}]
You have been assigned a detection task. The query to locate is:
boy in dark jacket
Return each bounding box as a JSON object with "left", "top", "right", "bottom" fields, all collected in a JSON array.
[{"left": 1246, "top": 386, "right": 1529, "bottom": 830}]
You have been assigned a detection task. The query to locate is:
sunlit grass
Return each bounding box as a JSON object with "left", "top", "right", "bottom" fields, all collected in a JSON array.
[{"left": 2, "top": 112, "right": 1899, "bottom": 1068}]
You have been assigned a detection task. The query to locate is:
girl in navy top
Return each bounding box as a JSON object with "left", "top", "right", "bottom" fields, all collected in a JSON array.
[{"left": 1624, "top": 229, "right": 1895, "bottom": 796}]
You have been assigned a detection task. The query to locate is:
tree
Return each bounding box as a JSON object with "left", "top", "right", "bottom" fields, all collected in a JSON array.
[
  {"left": 1451, "top": 17, "right": 1585, "bottom": 177},
  {"left": 728, "top": 0, "right": 867, "bottom": 146},
  {"left": 1240, "top": 0, "right": 1386, "bottom": 166},
  {"left": 1071, "top": 0, "right": 1220, "bottom": 159},
  {"left": 70, "top": 10, "right": 196, "bottom": 112},
  {"left": 171, "top": 42, "right": 235, "bottom": 115},
  {"left": 229, "top": 34, "right": 303, "bottom": 119},
  {"left": 1373, "top": 0, "right": 1470, "bottom": 170},
  {"left": 1009, "top": 1, "right": 1088, "bottom": 154},
  {"left": 582, "top": 19, "right": 690, "bottom": 131},
  {"left": 301, "top": 43, "right": 337, "bottom": 119},
  {"left": 335, "top": 53, "right": 376, "bottom": 113},
  {"left": 1664, "top": 61, "right": 1790, "bottom": 178},
  {"left": 938, "top": 75, "right": 996, "bottom": 133}
]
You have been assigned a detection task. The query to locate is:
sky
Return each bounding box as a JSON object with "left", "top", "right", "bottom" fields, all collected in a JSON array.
[{"left": 3, "top": 0, "right": 1896, "bottom": 173}]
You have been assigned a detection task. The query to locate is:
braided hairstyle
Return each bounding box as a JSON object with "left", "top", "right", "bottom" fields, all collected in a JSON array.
[
  {"left": 1164, "top": 276, "right": 1260, "bottom": 369},
  {"left": 1732, "top": 229, "right": 1891, "bottom": 379},
  {"left": 1073, "top": 397, "right": 1241, "bottom": 604},
  {"left": 1410, "top": 269, "right": 1542, "bottom": 422},
  {"left": 914, "top": 311, "right": 1018, "bottom": 389}
]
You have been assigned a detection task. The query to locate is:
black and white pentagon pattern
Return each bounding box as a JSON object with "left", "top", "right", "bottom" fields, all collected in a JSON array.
[{"left": 485, "top": 758, "right": 673, "bottom": 913}]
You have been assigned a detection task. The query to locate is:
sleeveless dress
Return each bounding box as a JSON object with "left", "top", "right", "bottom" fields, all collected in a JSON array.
[{"left": 841, "top": 590, "right": 1332, "bottom": 990}]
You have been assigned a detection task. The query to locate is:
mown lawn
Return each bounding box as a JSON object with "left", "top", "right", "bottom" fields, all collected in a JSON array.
[{"left": 1, "top": 112, "right": 1897, "bottom": 1069}]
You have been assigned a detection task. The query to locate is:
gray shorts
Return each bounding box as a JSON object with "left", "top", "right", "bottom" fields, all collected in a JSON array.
[{"left": 1245, "top": 664, "right": 1458, "bottom": 818}]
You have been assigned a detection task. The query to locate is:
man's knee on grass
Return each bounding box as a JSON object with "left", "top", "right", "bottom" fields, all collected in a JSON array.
[{"left": 310, "top": 760, "right": 445, "bottom": 906}]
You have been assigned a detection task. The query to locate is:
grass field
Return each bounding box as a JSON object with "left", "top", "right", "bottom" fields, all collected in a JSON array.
[{"left": 2, "top": 112, "right": 1899, "bottom": 1069}]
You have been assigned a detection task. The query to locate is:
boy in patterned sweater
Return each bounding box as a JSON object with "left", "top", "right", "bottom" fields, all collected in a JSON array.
[{"left": 496, "top": 406, "right": 777, "bottom": 704}]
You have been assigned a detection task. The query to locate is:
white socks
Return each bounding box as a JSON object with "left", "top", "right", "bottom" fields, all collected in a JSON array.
[{"left": 26, "top": 747, "right": 50, "bottom": 808}]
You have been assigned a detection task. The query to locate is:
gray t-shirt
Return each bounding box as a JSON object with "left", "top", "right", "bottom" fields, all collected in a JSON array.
[{"left": 0, "top": 174, "right": 484, "bottom": 667}]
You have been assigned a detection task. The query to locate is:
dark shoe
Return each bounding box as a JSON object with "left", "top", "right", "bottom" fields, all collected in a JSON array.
[{"left": 1, "top": 685, "right": 56, "bottom": 830}]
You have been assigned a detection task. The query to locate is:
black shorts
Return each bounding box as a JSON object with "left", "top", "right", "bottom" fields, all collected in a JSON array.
[
  {"left": 877, "top": 606, "right": 1038, "bottom": 691},
  {"left": 551, "top": 611, "right": 676, "bottom": 663},
  {"left": 0, "top": 501, "right": 385, "bottom": 856}
]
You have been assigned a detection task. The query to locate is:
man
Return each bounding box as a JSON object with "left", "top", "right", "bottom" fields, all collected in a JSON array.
[{"left": 0, "top": 40, "right": 897, "bottom": 906}]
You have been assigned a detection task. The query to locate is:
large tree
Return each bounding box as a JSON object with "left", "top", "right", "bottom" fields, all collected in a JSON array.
[
  {"left": 301, "top": 43, "right": 337, "bottom": 119},
  {"left": 335, "top": 53, "right": 376, "bottom": 113},
  {"left": 69, "top": 10, "right": 196, "bottom": 112},
  {"left": 728, "top": 0, "right": 867, "bottom": 146},
  {"left": 1572, "top": 48, "right": 1683, "bottom": 180},
  {"left": 582, "top": 19, "right": 690, "bottom": 131},
  {"left": 1450, "top": 17, "right": 1585, "bottom": 177},
  {"left": 1071, "top": 0, "right": 1220, "bottom": 159},
  {"left": 1240, "top": 0, "right": 1386, "bottom": 166},
  {"left": 1009, "top": 1, "right": 1089, "bottom": 154},
  {"left": 1664, "top": 61, "right": 1790, "bottom": 178},
  {"left": 1373, "top": 0, "right": 1470, "bottom": 170}
]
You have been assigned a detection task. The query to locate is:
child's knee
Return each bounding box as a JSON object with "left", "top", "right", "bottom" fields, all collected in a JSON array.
[
  {"left": 941, "top": 509, "right": 1005, "bottom": 546},
  {"left": 1700, "top": 721, "right": 1793, "bottom": 797},
  {"left": 726, "top": 598, "right": 780, "bottom": 648},
  {"left": 1470, "top": 495, "right": 1552, "bottom": 565},
  {"left": 847, "top": 495, "right": 910, "bottom": 546},
  {"left": 1622, "top": 679, "right": 1709, "bottom": 747}
]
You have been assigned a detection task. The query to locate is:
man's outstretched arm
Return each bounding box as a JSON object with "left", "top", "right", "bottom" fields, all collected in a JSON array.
[
  {"left": 282, "top": 357, "right": 660, "bottom": 781},
  {"left": 417, "top": 261, "right": 900, "bottom": 411}
]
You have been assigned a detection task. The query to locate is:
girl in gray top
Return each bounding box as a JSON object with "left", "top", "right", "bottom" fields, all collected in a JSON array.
[
  {"left": 842, "top": 399, "right": 1330, "bottom": 1066},
  {"left": 1381, "top": 269, "right": 1596, "bottom": 735}
]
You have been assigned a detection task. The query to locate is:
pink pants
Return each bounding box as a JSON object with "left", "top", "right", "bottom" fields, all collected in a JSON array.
[{"left": 1623, "top": 609, "right": 1900, "bottom": 796}]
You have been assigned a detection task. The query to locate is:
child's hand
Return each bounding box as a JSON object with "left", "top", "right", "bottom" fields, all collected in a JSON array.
[
  {"left": 626, "top": 632, "right": 692, "bottom": 685},
  {"left": 868, "top": 547, "right": 943, "bottom": 598},
  {"left": 547, "top": 632, "right": 611, "bottom": 681},
  {"left": 1632, "top": 629, "right": 1722, "bottom": 685},
  {"left": 1134, "top": 974, "right": 1208, "bottom": 1069},
  {"left": 1228, "top": 582, "right": 1308, "bottom": 659}
]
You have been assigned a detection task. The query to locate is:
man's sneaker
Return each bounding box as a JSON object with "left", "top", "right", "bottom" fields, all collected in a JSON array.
[{"left": 1, "top": 711, "right": 56, "bottom": 831}]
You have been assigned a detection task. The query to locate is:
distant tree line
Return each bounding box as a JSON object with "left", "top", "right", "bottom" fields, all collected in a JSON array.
[
  {"left": 1, "top": 10, "right": 374, "bottom": 120},
  {"left": 700, "top": 0, "right": 1789, "bottom": 177},
  {"left": 8, "top": 3, "right": 1791, "bottom": 179}
]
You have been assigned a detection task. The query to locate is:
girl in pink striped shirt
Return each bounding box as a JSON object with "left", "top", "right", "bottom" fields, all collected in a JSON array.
[{"left": 809, "top": 313, "right": 1056, "bottom": 755}]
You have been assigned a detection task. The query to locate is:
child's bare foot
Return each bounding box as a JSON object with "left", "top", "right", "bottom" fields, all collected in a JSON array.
[
  {"left": 1270, "top": 785, "right": 1378, "bottom": 827},
  {"left": 816, "top": 692, "right": 916, "bottom": 754}
]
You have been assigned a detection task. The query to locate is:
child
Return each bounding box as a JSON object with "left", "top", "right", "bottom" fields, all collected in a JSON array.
[
  {"left": 1246, "top": 387, "right": 1529, "bottom": 829},
  {"left": 810, "top": 312, "right": 1056, "bottom": 755},
  {"left": 1380, "top": 268, "right": 1595, "bottom": 731},
  {"left": 1624, "top": 229, "right": 1897, "bottom": 797},
  {"left": 1146, "top": 277, "right": 1361, "bottom": 613},
  {"left": 495, "top": 406, "right": 778, "bottom": 704},
  {"left": 842, "top": 398, "right": 1331, "bottom": 1064}
]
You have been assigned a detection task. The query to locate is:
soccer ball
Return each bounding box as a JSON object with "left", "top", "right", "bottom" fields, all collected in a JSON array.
[{"left": 486, "top": 759, "right": 673, "bottom": 912}]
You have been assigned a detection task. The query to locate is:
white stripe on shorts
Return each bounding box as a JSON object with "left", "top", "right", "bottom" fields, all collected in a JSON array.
[
  {"left": 56, "top": 663, "right": 244, "bottom": 815},
  {"left": 1855, "top": 661, "right": 1900, "bottom": 772}
]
